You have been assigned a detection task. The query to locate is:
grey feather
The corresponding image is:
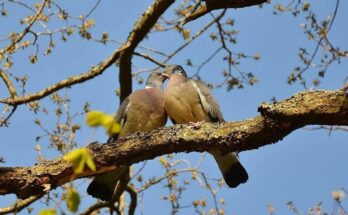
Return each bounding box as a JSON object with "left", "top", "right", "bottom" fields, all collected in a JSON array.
[
  {"left": 116, "top": 97, "right": 131, "bottom": 127},
  {"left": 190, "top": 80, "right": 224, "bottom": 122},
  {"left": 106, "top": 97, "right": 131, "bottom": 143}
]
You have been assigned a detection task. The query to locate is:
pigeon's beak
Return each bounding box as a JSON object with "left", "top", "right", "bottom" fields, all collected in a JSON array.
[{"left": 161, "top": 72, "right": 170, "bottom": 79}]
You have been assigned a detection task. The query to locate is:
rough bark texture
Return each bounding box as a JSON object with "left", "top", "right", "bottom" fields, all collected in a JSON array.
[
  {"left": 183, "top": 0, "right": 269, "bottom": 24},
  {"left": 0, "top": 89, "right": 347, "bottom": 199},
  {"left": 118, "top": 0, "right": 175, "bottom": 102}
]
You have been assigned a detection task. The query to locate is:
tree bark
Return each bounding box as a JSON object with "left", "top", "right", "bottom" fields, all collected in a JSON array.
[
  {"left": 118, "top": 0, "right": 175, "bottom": 102},
  {"left": 183, "top": 0, "right": 269, "bottom": 24},
  {"left": 0, "top": 89, "right": 347, "bottom": 199}
]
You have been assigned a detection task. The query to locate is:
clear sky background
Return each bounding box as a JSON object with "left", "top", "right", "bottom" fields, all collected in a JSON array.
[{"left": 0, "top": 0, "right": 347, "bottom": 214}]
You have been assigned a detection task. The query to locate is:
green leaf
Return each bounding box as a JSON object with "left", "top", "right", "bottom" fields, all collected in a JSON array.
[
  {"left": 38, "top": 208, "right": 56, "bottom": 215},
  {"left": 64, "top": 148, "right": 96, "bottom": 174},
  {"left": 85, "top": 111, "right": 105, "bottom": 126},
  {"left": 85, "top": 152, "right": 96, "bottom": 172},
  {"left": 84, "top": 19, "right": 95, "bottom": 29},
  {"left": 101, "top": 115, "right": 122, "bottom": 135},
  {"left": 66, "top": 188, "right": 80, "bottom": 213},
  {"left": 86, "top": 110, "right": 121, "bottom": 135}
]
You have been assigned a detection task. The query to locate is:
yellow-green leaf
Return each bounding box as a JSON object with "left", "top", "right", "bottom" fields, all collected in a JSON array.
[
  {"left": 84, "top": 19, "right": 95, "bottom": 29},
  {"left": 86, "top": 110, "right": 121, "bottom": 135},
  {"left": 66, "top": 188, "right": 80, "bottom": 213},
  {"left": 85, "top": 111, "right": 105, "bottom": 126},
  {"left": 101, "top": 115, "right": 121, "bottom": 135},
  {"left": 34, "top": 3, "right": 40, "bottom": 9},
  {"left": 85, "top": 152, "right": 96, "bottom": 171},
  {"left": 64, "top": 148, "right": 96, "bottom": 174},
  {"left": 38, "top": 208, "right": 56, "bottom": 215},
  {"left": 67, "top": 27, "right": 74, "bottom": 35}
]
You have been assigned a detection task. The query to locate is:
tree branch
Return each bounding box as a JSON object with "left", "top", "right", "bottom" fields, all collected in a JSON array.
[
  {"left": 126, "top": 186, "right": 137, "bottom": 215},
  {"left": 163, "top": 10, "right": 225, "bottom": 65},
  {"left": 0, "top": 70, "right": 18, "bottom": 99},
  {"left": 0, "top": 44, "right": 130, "bottom": 106},
  {"left": 80, "top": 201, "right": 115, "bottom": 215},
  {"left": 0, "top": 89, "right": 347, "bottom": 199},
  {"left": 1, "top": 0, "right": 48, "bottom": 54},
  {"left": 183, "top": 0, "right": 268, "bottom": 24},
  {"left": 118, "top": 0, "right": 175, "bottom": 102},
  {"left": 0, "top": 194, "right": 43, "bottom": 215},
  {"left": 133, "top": 52, "right": 166, "bottom": 67},
  {"left": 0, "top": 0, "right": 175, "bottom": 106}
]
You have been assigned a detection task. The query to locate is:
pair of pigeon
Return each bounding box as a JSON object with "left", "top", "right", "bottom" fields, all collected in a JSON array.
[{"left": 87, "top": 65, "right": 248, "bottom": 201}]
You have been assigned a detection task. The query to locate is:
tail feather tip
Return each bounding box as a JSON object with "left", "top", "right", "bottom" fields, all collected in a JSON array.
[
  {"left": 223, "top": 162, "right": 249, "bottom": 188},
  {"left": 87, "top": 179, "right": 113, "bottom": 202}
]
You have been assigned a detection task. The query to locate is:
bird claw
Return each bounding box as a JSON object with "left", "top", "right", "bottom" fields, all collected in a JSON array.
[{"left": 189, "top": 121, "right": 204, "bottom": 129}]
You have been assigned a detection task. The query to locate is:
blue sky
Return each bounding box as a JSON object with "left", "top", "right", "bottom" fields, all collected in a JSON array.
[{"left": 0, "top": 0, "right": 347, "bottom": 214}]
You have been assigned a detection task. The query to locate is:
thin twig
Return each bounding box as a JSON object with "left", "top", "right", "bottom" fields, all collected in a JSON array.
[
  {"left": 137, "top": 168, "right": 206, "bottom": 193},
  {"left": 0, "top": 194, "right": 43, "bottom": 215},
  {"left": 134, "top": 52, "right": 166, "bottom": 67},
  {"left": 298, "top": 0, "right": 340, "bottom": 77},
  {"left": 3, "top": 0, "right": 35, "bottom": 13},
  {"left": 0, "top": 44, "right": 130, "bottom": 105},
  {"left": 0, "top": 69, "right": 18, "bottom": 98},
  {"left": 85, "top": 0, "right": 101, "bottom": 18},
  {"left": 214, "top": 11, "right": 233, "bottom": 76},
  {"left": 79, "top": 201, "right": 114, "bottom": 215},
  {"left": 303, "top": 125, "right": 348, "bottom": 132},
  {"left": 162, "top": 10, "right": 226, "bottom": 65},
  {"left": 197, "top": 170, "right": 219, "bottom": 212},
  {"left": 2, "top": 0, "right": 48, "bottom": 54},
  {"left": 194, "top": 47, "right": 222, "bottom": 77},
  {"left": 131, "top": 161, "right": 147, "bottom": 181},
  {"left": 0, "top": 105, "right": 17, "bottom": 127}
]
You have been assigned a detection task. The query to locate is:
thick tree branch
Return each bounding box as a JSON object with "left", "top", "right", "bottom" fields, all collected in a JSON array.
[
  {"left": 183, "top": 0, "right": 268, "bottom": 24},
  {"left": 118, "top": 0, "right": 175, "bottom": 102},
  {"left": 0, "top": 89, "right": 347, "bottom": 199}
]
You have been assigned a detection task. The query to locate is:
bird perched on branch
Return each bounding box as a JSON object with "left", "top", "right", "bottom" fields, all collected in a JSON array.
[
  {"left": 87, "top": 71, "right": 168, "bottom": 201},
  {"left": 162, "top": 65, "right": 248, "bottom": 188}
]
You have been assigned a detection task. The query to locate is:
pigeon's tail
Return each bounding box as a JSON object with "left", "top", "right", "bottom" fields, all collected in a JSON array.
[
  {"left": 210, "top": 151, "right": 248, "bottom": 188},
  {"left": 87, "top": 166, "right": 129, "bottom": 201}
]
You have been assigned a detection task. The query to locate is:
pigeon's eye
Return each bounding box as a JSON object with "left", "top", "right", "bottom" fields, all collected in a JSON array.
[{"left": 175, "top": 67, "right": 187, "bottom": 77}]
